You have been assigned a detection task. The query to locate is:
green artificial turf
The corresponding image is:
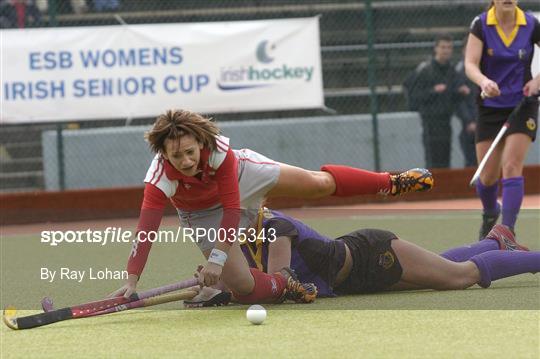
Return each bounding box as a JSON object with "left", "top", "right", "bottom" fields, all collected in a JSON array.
[
  {"left": 2, "top": 310, "right": 538, "bottom": 358},
  {"left": 1, "top": 210, "right": 539, "bottom": 358}
]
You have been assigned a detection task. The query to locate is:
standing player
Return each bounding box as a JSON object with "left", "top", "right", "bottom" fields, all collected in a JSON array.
[
  {"left": 235, "top": 208, "right": 538, "bottom": 297},
  {"left": 110, "top": 110, "right": 434, "bottom": 304},
  {"left": 465, "top": 0, "right": 540, "bottom": 238}
]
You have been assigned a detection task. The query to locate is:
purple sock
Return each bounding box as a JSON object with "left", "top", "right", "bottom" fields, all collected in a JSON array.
[
  {"left": 476, "top": 180, "right": 499, "bottom": 216},
  {"left": 501, "top": 176, "right": 524, "bottom": 229},
  {"left": 440, "top": 239, "right": 499, "bottom": 262},
  {"left": 470, "top": 250, "right": 540, "bottom": 288}
]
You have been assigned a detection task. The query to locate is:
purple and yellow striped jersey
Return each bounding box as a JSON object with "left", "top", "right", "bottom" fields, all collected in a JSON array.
[
  {"left": 240, "top": 209, "right": 346, "bottom": 297},
  {"left": 470, "top": 7, "right": 540, "bottom": 108}
]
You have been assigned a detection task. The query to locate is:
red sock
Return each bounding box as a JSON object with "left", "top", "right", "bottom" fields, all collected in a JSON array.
[
  {"left": 321, "top": 164, "right": 391, "bottom": 196},
  {"left": 234, "top": 268, "right": 287, "bottom": 304}
]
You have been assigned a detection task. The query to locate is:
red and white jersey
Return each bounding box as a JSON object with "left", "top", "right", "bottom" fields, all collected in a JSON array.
[
  {"left": 127, "top": 135, "right": 241, "bottom": 276},
  {"left": 143, "top": 135, "right": 235, "bottom": 211}
]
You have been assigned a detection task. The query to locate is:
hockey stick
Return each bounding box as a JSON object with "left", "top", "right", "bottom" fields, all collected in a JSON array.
[
  {"left": 72, "top": 290, "right": 197, "bottom": 318},
  {"left": 469, "top": 94, "right": 538, "bottom": 187},
  {"left": 3, "top": 277, "right": 198, "bottom": 330},
  {"left": 4, "top": 290, "right": 197, "bottom": 330},
  {"left": 43, "top": 287, "right": 232, "bottom": 312},
  {"left": 40, "top": 277, "right": 199, "bottom": 313}
]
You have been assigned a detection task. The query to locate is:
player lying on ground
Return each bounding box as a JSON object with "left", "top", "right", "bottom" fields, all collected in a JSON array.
[
  {"left": 111, "top": 109, "right": 434, "bottom": 305},
  {"left": 189, "top": 209, "right": 538, "bottom": 304},
  {"left": 246, "top": 209, "right": 538, "bottom": 295}
]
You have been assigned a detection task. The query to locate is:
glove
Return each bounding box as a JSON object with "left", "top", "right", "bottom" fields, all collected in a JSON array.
[{"left": 183, "top": 286, "right": 231, "bottom": 308}]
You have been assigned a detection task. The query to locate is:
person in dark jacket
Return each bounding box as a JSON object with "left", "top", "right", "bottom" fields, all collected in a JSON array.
[{"left": 412, "top": 34, "right": 469, "bottom": 168}]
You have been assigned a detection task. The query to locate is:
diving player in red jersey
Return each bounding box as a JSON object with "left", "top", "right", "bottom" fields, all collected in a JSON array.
[
  {"left": 110, "top": 109, "right": 434, "bottom": 304},
  {"left": 465, "top": 0, "right": 540, "bottom": 238}
]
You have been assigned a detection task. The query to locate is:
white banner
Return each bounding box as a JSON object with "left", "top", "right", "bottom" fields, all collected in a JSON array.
[{"left": 1, "top": 17, "right": 323, "bottom": 123}]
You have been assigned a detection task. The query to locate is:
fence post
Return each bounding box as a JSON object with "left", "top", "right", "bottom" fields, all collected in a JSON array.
[
  {"left": 56, "top": 124, "right": 65, "bottom": 191},
  {"left": 364, "top": 0, "right": 381, "bottom": 171},
  {"left": 48, "top": 0, "right": 58, "bottom": 27}
]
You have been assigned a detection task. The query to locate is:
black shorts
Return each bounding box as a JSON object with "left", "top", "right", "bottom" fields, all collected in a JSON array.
[
  {"left": 333, "top": 229, "right": 403, "bottom": 294},
  {"left": 476, "top": 102, "right": 538, "bottom": 143}
]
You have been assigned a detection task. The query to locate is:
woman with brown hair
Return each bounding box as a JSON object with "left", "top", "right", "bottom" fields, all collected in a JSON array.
[{"left": 110, "top": 109, "right": 433, "bottom": 305}]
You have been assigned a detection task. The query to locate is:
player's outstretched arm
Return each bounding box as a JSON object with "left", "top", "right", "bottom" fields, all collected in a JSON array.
[
  {"left": 108, "top": 274, "right": 139, "bottom": 298},
  {"left": 111, "top": 184, "right": 167, "bottom": 298}
]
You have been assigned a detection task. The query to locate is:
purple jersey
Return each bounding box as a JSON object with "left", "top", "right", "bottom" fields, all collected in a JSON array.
[
  {"left": 240, "top": 210, "right": 346, "bottom": 297},
  {"left": 471, "top": 8, "right": 540, "bottom": 108}
]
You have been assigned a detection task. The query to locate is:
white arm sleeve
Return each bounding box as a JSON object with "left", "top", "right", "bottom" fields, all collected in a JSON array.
[
  {"left": 208, "top": 135, "right": 230, "bottom": 170},
  {"left": 143, "top": 155, "right": 178, "bottom": 198}
]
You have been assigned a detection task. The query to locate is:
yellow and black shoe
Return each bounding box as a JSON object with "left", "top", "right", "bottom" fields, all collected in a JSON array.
[
  {"left": 279, "top": 267, "right": 317, "bottom": 304},
  {"left": 389, "top": 168, "right": 433, "bottom": 196}
]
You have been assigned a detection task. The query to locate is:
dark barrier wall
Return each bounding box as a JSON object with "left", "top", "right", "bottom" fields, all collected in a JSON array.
[{"left": 1, "top": 166, "right": 539, "bottom": 225}]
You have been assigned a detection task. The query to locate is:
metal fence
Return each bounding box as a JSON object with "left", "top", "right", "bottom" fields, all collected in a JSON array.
[{"left": 1, "top": 0, "right": 540, "bottom": 192}]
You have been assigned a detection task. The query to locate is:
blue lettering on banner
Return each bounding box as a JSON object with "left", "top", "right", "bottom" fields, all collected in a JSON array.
[
  {"left": 163, "top": 74, "right": 209, "bottom": 93},
  {"left": 3, "top": 75, "right": 210, "bottom": 101},
  {"left": 169, "top": 47, "right": 183, "bottom": 65},
  {"left": 118, "top": 50, "right": 136, "bottom": 67},
  {"left": 139, "top": 48, "right": 150, "bottom": 66},
  {"left": 79, "top": 47, "right": 183, "bottom": 68},
  {"left": 218, "top": 64, "right": 315, "bottom": 91},
  {"left": 102, "top": 50, "right": 117, "bottom": 68},
  {"left": 3, "top": 81, "right": 66, "bottom": 100},
  {"left": 29, "top": 51, "right": 73, "bottom": 70},
  {"left": 72, "top": 77, "right": 156, "bottom": 97}
]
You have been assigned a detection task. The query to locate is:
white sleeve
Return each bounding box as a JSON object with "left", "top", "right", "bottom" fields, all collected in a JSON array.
[
  {"left": 208, "top": 135, "right": 230, "bottom": 170},
  {"left": 143, "top": 155, "right": 178, "bottom": 198}
]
